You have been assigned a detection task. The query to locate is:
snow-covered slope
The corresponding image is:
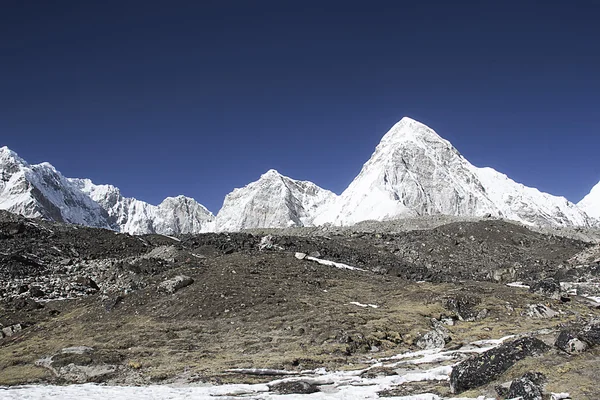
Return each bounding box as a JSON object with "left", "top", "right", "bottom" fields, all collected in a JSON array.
[
  {"left": 314, "top": 118, "right": 591, "bottom": 228},
  {"left": 579, "top": 180, "right": 600, "bottom": 220},
  {"left": 215, "top": 169, "right": 337, "bottom": 231},
  {"left": 0, "top": 147, "right": 214, "bottom": 234},
  {"left": 68, "top": 179, "right": 216, "bottom": 235},
  {"left": 0, "top": 147, "right": 111, "bottom": 228}
]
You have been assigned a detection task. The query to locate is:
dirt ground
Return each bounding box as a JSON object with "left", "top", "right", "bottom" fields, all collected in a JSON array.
[{"left": 1, "top": 211, "right": 600, "bottom": 398}]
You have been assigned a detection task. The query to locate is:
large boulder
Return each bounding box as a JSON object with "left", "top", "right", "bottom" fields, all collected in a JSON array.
[
  {"left": 529, "top": 279, "right": 561, "bottom": 300},
  {"left": 158, "top": 275, "right": 194, "bottom": 294},
  {"left": 555, "top": 330, "right": 588, "bottom": 354},
  {"left": 450, "top": 337, "right": 549, "bottom": 394},
  {"left": 506, "top": 372, "right": 546, "bottom": 400}
]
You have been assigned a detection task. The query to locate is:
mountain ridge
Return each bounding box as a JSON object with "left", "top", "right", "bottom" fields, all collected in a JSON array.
[{"left": 1, "top": 117, "right": 597, "bottom": 231}]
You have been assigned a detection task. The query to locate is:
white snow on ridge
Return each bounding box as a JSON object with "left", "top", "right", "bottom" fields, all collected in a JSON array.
[
  {"left": 0, "top": 147, "right": 214, "bottom": 235},
  {"left": 579, "top": 180, "right": 600, "bottom": 221},
  {"left": 215, "top": 169, "right": 337, "bottom": 231},
  {"left": 314, "top": 117, "right": 592, "bottom": 228},
  {"left": 2, "top": 117, "right": 596, "bottom": 232}
]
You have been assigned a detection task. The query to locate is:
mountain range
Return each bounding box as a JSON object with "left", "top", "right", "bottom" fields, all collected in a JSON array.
[{"left": 1, "top": 117, "right": 598, "bottom": 233}]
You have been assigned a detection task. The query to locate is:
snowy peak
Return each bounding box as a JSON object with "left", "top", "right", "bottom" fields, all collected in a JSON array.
[
  {"left": 579, "top": 180, "right": 600, "bottom": 220},
  {"left": 215, "top": 170, "right": 337, "bottom": 231},
  {"left": 0, "top": 147, "right": 214, "bottom": 234},
  {"left": 315, "top": 117, "right": 591, "bottom": 228}
]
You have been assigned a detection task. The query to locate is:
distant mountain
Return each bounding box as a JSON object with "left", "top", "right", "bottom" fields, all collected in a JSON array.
[
  {"left": 313, "top": 117, "right": 591, "bottom": 228},
  {"left": 1, "top": 118, "right": 594, "bottom": 232},
  {"left": 579, "top": 180, "right": 600, "bottom": 221},
  {"left": 215, "top": 169, "right": 336, "bottom": 231},
  {"left": 0, "top": 146, "right": 214, "bottom": 234}
]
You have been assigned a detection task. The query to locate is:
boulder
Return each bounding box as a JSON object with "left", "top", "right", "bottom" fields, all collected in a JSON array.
[
  {"left": 158, "top": 275, "right": 194, "bottom": 294},
  {"left": 506, "top": 372, "right": 546, "bottom": 400},
  {"left": 450, "top": 336, "right": 549, "bottom": 393},
  {"left": 555, "top": 330, "right": 588, "bottom": 354},
  {"left": 270, "top": 380, "right": 320, "bottom": 395},
  {"left": 443, "top": 293, "right": 481, "bottom": 321},
  {"left": 526, "top": 304, "right": 558, "bottom": 319},
  {"left": 529, "top": 279, "right": 561, "bottom": 300},
  {"left": 416, "top": 318, "right": 451, "bottom": 350}
]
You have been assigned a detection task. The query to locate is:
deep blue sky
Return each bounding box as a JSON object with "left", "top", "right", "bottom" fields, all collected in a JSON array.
[{"left": 1, "top": 1, "right": 599, "bottom": 213}]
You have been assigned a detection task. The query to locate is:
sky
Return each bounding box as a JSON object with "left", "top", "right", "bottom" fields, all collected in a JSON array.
[{"left": 1, "top": 0, "right": 599, "bottom": 213}]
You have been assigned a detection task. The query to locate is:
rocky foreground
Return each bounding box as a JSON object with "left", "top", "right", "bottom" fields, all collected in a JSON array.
[{"left": 1, "top": 210, "right": 600, "bottom": 399}]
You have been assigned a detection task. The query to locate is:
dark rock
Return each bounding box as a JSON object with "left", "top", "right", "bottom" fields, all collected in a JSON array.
[
  {"left": 443, "top": 293, "right": 481, "bottom": 321},
  {"left": 29, "top": 285, "right": 45, "bottom": 297},
  {"left": 506, "top": 372, "right": 546, "bottom": 400},
  {"left": 579, "top": 321, "right": 600, "bottom": 346},
  {"left": 75, "top": 276, "right": 100, "bottom": 290},
  {"left": 555, "top": 330, "right": 588, "bottom": 354},
  {"left": 270, "top": 380, "right": 320, "bottom": 395},
  {"left": 529, "top": 279, "right": 561, "bottom": 300},
  {"left": 450, "top": 337, "right": 550, "bottom": 393}
]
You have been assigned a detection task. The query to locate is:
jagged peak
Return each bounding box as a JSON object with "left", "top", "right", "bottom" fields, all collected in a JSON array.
[
  {"left": 0, "top": 146, "right": 28, "bottom": 166},
  {"left": 379, "top": 117, "right": 448, "bottom": 147},
  {"left": 260, "top": 169, "right": 284, "bottom": 179}
]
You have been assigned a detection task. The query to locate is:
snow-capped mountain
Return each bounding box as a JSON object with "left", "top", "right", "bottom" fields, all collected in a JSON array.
[
  {"left": 1, "top": 117, "right": 594, "bottom": 232},
  {"left": 579, "top": 180, "right": 600, "bottom": 220},
  {"left": 0, "top": 147, "right": 112, "bottom": 228},
  {"left": 0, "top": 146, "right": 214, "bottom": 234},
  {"left": 314, "top": 117, "right": 591, "bottom": 228},
  {"left": 215, "top": 169, "right": 337, "bottom": 231}
]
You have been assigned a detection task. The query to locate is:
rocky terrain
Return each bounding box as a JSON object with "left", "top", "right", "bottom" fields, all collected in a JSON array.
[{"left": 1, "top": 209, "right": 600, "bottom": 398}]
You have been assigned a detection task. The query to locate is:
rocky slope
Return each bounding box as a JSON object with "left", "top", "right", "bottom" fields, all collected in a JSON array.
[
  {"left": 579, "top": 180, "right": 600, "bottom": 221},
  {"left": 0, "top": 147, "right": 214, "bottom": 235},
  {"left": 1, "top": 210, "right": 600, "bottom": 399},
  {"left": 314, "top": 117, "right": 591, "bottom": 228},
  {"left": 215, "top": 169, "right": 336, "bottom": 231}
]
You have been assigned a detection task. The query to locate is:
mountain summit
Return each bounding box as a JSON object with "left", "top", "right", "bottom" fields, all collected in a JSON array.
[
  {"left": 215, "top": 169, "right": 336, "bottom": 231},
  {"left": 314, "top": 117, "right": 591, "bottom": 227},
  {"left": 0, "top": 148, "right": 214, "bottom": 234},
  {"left": 0, "top": 117, "right": 595, "bottom": 231}
]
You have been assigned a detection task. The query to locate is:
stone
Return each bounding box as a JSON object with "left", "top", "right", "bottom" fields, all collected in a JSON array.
[
  {"left": 158, "top": 275, "right": 194, "bottom": 294},
  {"left": 75, "top": 276, "right": 100, "bottom": 290},
  {"left": 450, "top": 337, "right": 550, "bottom": 393},
  {"left": 270, "top": 380, "right": 320, "bottom": 395},
  {"left": 506, "top": 372, "right": 546, "bottom": 400},
  {"left": 555, "top": 330, "right": 588, "bottom": 354},
  {"left": 258, "top": 235, "right": 275, "bottom": 250},
  {"left": 29, "top": 286, "right": 45, "bottom": 297},
  {"left": 2, "top": 323, "right": 23, "bottom": 338},
  {"left": 443, "top": 293, "right": 481, "bottom": 321},
  {"left": 529, "top": 279, "right": 561, "bottom": 300},
  {"left": 526, "top": 304, "right": 558, "bottom": 319},
  {"left": 416, "top": 318, "right": 451, "bottom": 349}
]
